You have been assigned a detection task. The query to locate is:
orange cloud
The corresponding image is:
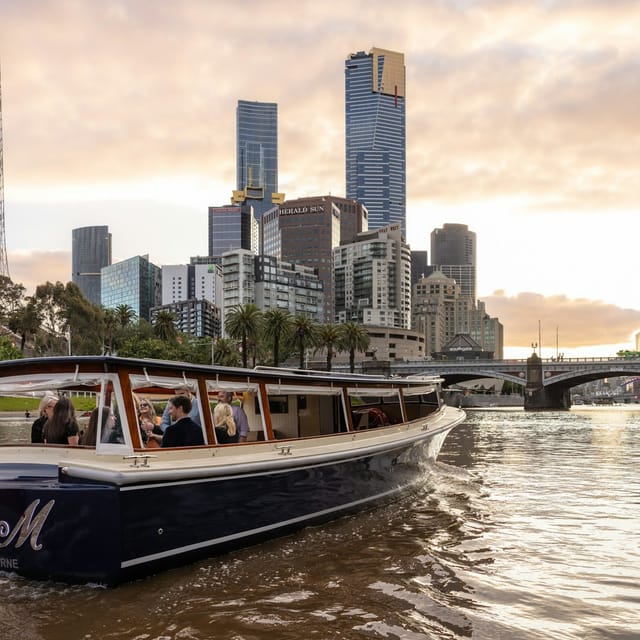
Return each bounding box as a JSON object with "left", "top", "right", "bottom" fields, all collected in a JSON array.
[{"left": 484, "top": 291, "right": 640, "bottom": 349}]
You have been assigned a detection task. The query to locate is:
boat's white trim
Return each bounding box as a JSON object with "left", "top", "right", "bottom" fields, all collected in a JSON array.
[
  {"left": 62, "top": 411, "right": 464, "bottom": 486},
  {"left": 121, "top": 483, "right": 405, "bottom": 569}
]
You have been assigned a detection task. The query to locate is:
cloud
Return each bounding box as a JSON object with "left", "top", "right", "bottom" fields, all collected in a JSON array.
[
  {"left": 8, "top": 251, "right": 71, "bottom": 295},
  {"left": 484, "top": 291, "right": 640, "bottom": 348}
]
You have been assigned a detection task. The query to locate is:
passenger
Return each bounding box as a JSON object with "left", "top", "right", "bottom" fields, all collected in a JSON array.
[
  {"left": 80, "top": 406, "right": 115, "bottom": 446},
  {"left": 42, "top": 396, "right": 79, "bottom": 446},
  {"left": 138, "top": 398, "right": 162, "bottom": 447},
  {"left": 213, "top": 400, "right": 237, "bottom": 444},
  {"left": 31, "top": 394, "right": 57, "bottom": 443},
  {"left": 161, "top": 395, "right": 205, "bottom": 447},
  {"left": 216, "top": 391, "right": 249, "bottom": 443},
  {"left": 159, "top": 386, "right": 201, "bottom": 432}
]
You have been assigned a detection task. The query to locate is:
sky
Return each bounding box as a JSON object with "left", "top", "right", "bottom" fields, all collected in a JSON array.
[{"left": 1, "top": 0, "right": 640, "bottom": 359}]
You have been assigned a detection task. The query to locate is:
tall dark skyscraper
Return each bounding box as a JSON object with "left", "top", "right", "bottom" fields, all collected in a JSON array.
[
  {"left": 345, "top": 47, "right": 406, "bottom": 234},
  {"left": 208, "top": 204, "right": 257, "bottom": 258},
  {"left": 72, "top": 225, "right": 112, "bottom": 305},
  {"left": 430, "top": 223, "right": 477, "bottom": 301},
  {"left": 233, "top": 100, "right": 282, "bottom": 220}
]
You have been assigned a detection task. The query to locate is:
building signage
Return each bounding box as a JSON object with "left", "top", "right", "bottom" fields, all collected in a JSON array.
[{"left": 280, "top": 204, "right": 325, "bottom": 216}]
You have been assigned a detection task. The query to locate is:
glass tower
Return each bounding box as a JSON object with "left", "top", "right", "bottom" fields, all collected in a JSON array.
[
  {"left": 72, "top": 225, "right": 112, "bottom": 305},
  {"left": 101, "top": 255, "right": 161, "bottom": 321},
  {"left": 345, "top": 48, "right": 406, "bottom": 235},
  {"left": 234, "top": 100, "right": 279, "bottom": 220}
]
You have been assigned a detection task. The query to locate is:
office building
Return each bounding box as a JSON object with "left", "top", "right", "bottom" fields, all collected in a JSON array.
[
  {"left": 151, "top": 299, "right": 221, "bottom": 339},
  {"left": 101, "top": 255, "right": 161, "bottom": 322},
  {"left": 429, "top": 223, "right": 477, "bottom": 301},
  {"left": 72, "top": 226, "right": 112, "bottom": 305},
  {"left": 334, "top": 224, "right": 411, "bottom": 329},
  {"left": 221, "top": 249, "right": 324, "bottom": 331},
  {"left": 161, "top": 263, "right": 223, "bottom": 309},
  {"left": 232, "top": 100, "right": 284, "bottom": 220},
  {"left": 208, "top": 204, "right": 258, "bottom": 258},
  {"left": 345, "top": 47, "right": 406, "bottom": 234},
  {"left": 261, "top": 195, "right": 367, "bottom": 321},
  {"left": 410, "top": 250, "right": 428, "bottom": 287}
]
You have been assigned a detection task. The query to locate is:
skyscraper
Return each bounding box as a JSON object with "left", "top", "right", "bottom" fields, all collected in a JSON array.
[
  {"left": 345, "top": 47, "right": 406, "bottom": 234},
  {"left": 208, "top": 204, "right": 258, "bottom": 258},
  {"left": 233, "top": 100, "right": 283, "bottom": 220},
  {"left": 430, "top": 223, "right": 477, "bottom": 301},
  {"left": 72, "top": 226, "right": 112, "bottom": 305}
]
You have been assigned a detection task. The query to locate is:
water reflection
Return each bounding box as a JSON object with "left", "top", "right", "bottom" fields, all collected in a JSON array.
[{"left": 1, "top": 408, "right": 639, "bottom": 639}]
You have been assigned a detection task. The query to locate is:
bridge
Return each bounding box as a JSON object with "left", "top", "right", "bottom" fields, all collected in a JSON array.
[{"left": 368, "top": 354, "right": 640, "bottom": 410}]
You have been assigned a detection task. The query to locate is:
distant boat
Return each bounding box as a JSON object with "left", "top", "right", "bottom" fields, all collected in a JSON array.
[{"left": 0, "top": 356, "right": 465, "bottom": 586}]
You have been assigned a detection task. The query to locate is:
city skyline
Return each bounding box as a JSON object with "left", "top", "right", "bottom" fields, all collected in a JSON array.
[{"left": 1, "top": 1, "right": 640, "bottom": 357}]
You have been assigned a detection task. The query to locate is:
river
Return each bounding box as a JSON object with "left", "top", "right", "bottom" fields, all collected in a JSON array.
[{"left": 1, "top": 407, "right": 638, "bottom": 639}]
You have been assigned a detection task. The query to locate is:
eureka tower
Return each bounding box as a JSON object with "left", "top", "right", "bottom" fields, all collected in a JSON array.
[{"left": 345, "top": 47, "right": 406, "bottom": 235}]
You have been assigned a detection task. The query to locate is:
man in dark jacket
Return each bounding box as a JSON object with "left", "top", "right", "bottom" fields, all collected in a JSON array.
[{"left": 161, "top": 394, "right": 205, "bottom": 447}]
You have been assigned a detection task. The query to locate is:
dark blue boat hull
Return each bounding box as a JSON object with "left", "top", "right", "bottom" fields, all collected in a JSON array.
[{"left": 1, "top": 438, "right": 440, "bottom": 585}]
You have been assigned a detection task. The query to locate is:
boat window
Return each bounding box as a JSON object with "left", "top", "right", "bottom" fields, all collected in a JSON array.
[
  {"left": 347, "top": 388, "right": 402, "bottom": 430},
  {"left": 128, "top": 374, "right": 207, "bottom": 448}
]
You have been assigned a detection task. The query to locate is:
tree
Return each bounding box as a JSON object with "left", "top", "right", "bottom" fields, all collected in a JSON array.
[
  {"left": 339, "top": 322, "right": 370, "bottom": 373},
  {"left": 262, "top": 308, "right": 292, "bottom": 367},
  {"left": 115, "top": 304, "right": 136, "bottom": 329},
  {"left": 292, "top": 315, "right": 319, "bottom": 369},
  {"left": 318, "top": 323, "right": 341, "bottom": 371},
  {"left": 0, "top": 276, "right": 26, "bottom": 326},
  {"left": 30, "top": 281, "right": 103, "bottom": 355},
  {"left": 153, "top": 310, "right": 178, "bottom": 342},
  {"left": 225, "top": 304, "right": 262, "bottom": 368},
  {"left": 213, "top": 337, "right": 241, "bottom": 367},
  {"left": 102, "top": 308, "right": 118, "bottom": 355},
  {"left": 8, "top": 298, "right": 40, "bottom": 352},
  {"left": 0, "top": 335, "right": 22, "bottom": 360}
]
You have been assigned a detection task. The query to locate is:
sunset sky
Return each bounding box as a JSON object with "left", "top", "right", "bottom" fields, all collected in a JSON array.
[{"left": 1, "top": 0, "right": 640, "bottom": 358}]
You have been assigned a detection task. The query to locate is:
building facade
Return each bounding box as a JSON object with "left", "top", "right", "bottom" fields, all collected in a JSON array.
[
  {"left": 221, "top": 250, "right": 324, "bottom": 333},
  {"left": 334, "top": 223, "right": 411, "bottom": 329},
  {"left": 233, "top": 100, "right": 283, "bottom": 220},
  {"left": 72, "top": 225, "right": 112, "bottom": 305},
  {"left": 429, "top": 223, "right": 477, "bottom": 301},
  {"left": 261, "top": 195, "right": 367, "bottom": 322},
  {"left": 151, "top": 299, "right": 221, "bottom": 339},
  {"left": 208, "top": 204, "right": 258, "bottom": 258},
  {"left": 101, "top": 255, "right": 161, "bottom": 321},
  {"left": 345, "top": 48, "right": 406, "bottom": 234},
  {"left": 161, "top": 263, "right": 223, "bottom": 310}
]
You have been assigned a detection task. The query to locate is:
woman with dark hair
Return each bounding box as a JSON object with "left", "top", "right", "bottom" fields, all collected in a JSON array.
[
  {"left": 42, "top": 396, "right": 79, "bottom": 446},
  {"left": 31, "top": 394, "right": 57, "bottom": 443},
  {"left": 80, "top": 406, "right": 115, "bottom": 447}
]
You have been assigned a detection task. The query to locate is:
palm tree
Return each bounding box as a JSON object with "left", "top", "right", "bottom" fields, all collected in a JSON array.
[
  {"left": 213, "top": 337, "right": 241, "bottom": 367},
  {"left": 339, "top": 322, "right": 370, "bottom": 373},
  {"left": 318, "top": 323, "right": 341, "bottom": 371},
  {"left": 262, "top": 308, "right": 292, "bottom": 367},
  {"left": 115, "top": 304, "right": 136, "bottom": 329},
  {"left": 153, "top": 310, "right": 178, "bottom": 342},
  {"left": 225, "top": 304, "right": 262, "bottom": 368},
  {"left": 102, "top": 308, "right": 118, "bottom": 355},
  {"left": 292, "top": 315, "right": 319, "bottom": 369}
]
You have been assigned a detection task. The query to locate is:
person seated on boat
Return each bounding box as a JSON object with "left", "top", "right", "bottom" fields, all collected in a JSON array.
[
  {"left": 138, "top": 398, "right": 163, "bottom": 447},
  {"left": 213, "top": 399, "right": 237, "bottom": 444},
  {"left": 80, "top": 406, "right": 116, "bottom": 446},
  {"left": 31, "top": 394, "right": 57, "bottom": 443},
  {"left": 216, "top": 391, "right": 249, "bottom": 443},
  {"left": 367, "top": 407, "right": 389, "bottom": 429},
  {"left": 159, "top": 385, "right": 201, "bottom": 433},
  {"left": 161, "top": 394, "right": 205, "bottom": 447},
  {"left": 42, "top": 396, "right": 80, "bottom": 446}
]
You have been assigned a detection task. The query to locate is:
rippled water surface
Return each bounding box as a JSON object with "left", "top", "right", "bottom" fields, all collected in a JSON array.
[{"left": 1, "top": 408, "right": 639, "bottom": 639}]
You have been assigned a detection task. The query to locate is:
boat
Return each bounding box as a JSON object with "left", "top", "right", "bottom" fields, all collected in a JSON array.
[{"left": 0, "top": 356, "right": 465, "bottom": 586}]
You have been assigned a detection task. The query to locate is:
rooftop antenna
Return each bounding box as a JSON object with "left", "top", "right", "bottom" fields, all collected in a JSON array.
[{"left": 0, "top": 61, "right": 10, "bottom": 279}]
